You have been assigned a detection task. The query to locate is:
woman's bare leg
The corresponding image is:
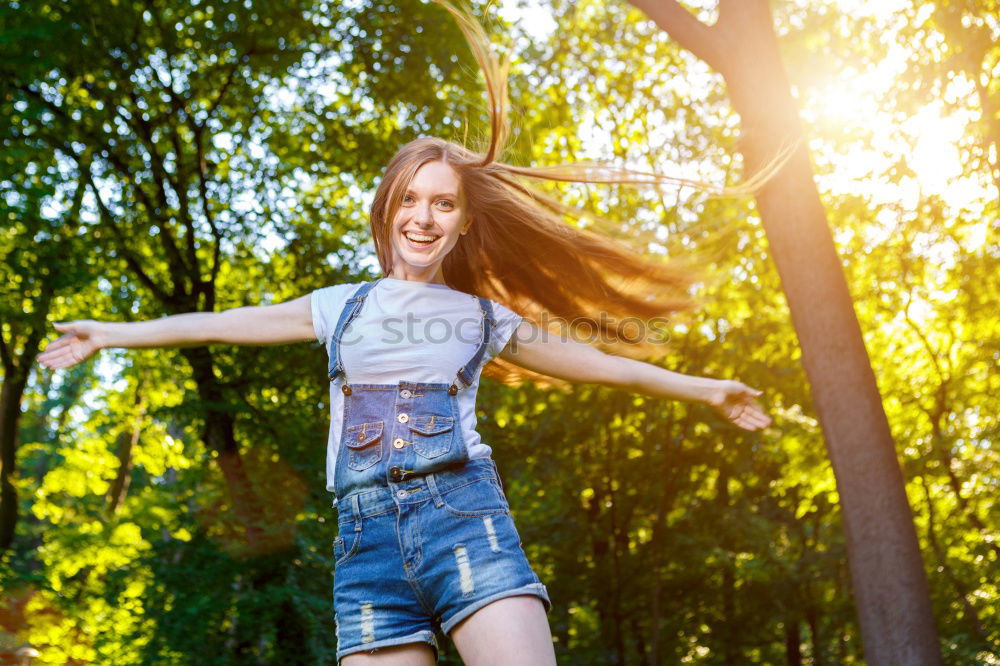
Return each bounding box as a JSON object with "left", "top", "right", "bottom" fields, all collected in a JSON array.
[
  {"left": 341, "top": 643, "right": 436, "bottom": 666},
  {"left": 450, "top": 595, "right": 556, "bottom": 666}
]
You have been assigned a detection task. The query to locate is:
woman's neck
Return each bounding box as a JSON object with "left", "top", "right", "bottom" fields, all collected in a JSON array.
[{"left": 388, "top": 265, "right": 447, "bottom": 284}]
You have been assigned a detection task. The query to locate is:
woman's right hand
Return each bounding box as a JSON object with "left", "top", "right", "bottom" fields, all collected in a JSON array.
[{"left": 38, "top": 321, "right": 105, "bottom": 369}]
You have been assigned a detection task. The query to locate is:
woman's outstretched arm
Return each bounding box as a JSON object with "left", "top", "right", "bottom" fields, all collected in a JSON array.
[
  {"left": 38, "top": 295, "right": 315, "bottom": 370},
  {"left": 499, "top": 320, "right": 771, "bottom": 432}
]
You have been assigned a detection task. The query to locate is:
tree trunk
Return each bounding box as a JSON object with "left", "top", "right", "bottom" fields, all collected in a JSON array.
[
  {"left": 106, "top": 430, "right": 137, "bottom": 516},
  {"left": 784, "top": 618, "right": 802, "bottom": 666},
  {"left": 0, "top": 369, "right": 28, "bottom": 552},
  {"left": 0, "top": 290, "right": 53, "bottom": 554},
  {"left": 625, "top": 1, "right": 942, "bottom": 664},
  {"left": 806, "top": 606, "right": 825, "bottom": 666},
  {"left": 180, "top": 346, "right": 265, "bottom": 550},
  {"left": 647, "top": 415, "right": 691, "bottom": 666},
  {"left": 106, "top": 381, "right": 146, "bottom": 515},
  {"left": 603, "top": 424, "right": 626, "bottom": 666},
  {"left": 715, "top": 468, "right": 739, "bottom": 666}
]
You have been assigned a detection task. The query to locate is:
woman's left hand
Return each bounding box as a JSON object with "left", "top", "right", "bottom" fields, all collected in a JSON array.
[{"left": 707, "top": 381, "right": 772, "bottom": 431}]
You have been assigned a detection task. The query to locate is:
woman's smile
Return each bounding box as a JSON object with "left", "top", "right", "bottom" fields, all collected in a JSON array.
[
  {"left": 402, "top": 230, "right": 442, "bottom": 247},
  {"left": 389, "top": 160, "right": 468, "bottom": 283}
]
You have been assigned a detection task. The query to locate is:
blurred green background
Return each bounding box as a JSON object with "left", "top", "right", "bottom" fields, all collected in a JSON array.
[{"left": 0, "top": 0, "right": 996, "bottom": 663}]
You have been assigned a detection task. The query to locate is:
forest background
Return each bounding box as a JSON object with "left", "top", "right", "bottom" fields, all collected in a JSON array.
[{"left": 0, "top": 0, "right": 996, "bottom": 664}]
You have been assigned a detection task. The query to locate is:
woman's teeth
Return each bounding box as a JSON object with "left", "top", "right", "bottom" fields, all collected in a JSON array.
[{"left": 404, "top": 231, "right": 438, "bottom": 245}]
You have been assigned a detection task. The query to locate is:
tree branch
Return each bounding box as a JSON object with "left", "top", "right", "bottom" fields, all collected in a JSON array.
[
  {"left": 120, "top": 91, "right": 200, "bottom": 276},
  {"left": 192, "top": 127, "right": 220, "bottom": 311},
  {"left": 22, "top": 291, "right": 53, "bottom": 367},
  {"left": 21, "top": 84, "right": 194, "bottom": 303},
  {"left": 626, "top": 0, "right": 726, "bottom": 72},
  {"left": 200, "top": 61, "right": 241, "bottom": 130},
  {"left": 80, "top": 165, "right": 172, "bottom": 305}
]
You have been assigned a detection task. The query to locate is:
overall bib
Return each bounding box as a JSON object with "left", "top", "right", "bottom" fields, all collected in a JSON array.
[{"left": 326, "top": 280, "right": 549, "bottom": 662}]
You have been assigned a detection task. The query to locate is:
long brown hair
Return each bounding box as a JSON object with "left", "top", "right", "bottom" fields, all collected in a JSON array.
[{"left": 368, "top": 1, "right": 786, "bottom": 380}]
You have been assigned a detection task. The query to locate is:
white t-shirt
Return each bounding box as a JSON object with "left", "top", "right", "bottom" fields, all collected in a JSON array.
[{"left": 311, "top": 277, "right": 523, "bottom": 492}]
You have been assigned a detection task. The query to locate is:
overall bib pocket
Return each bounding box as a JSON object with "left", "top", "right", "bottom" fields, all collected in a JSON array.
[
  {"left": 345, "top": 421, "right": 384, "bottom": 471},
  {"left": 408, "top": 416, "right": 455, "bottom": 459}
]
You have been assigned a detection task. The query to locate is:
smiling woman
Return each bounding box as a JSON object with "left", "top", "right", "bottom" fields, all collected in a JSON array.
[
  {"left": 389, "top": 161, "right": 471, "bottom": 283},
  {"left": 37, "top": 1, "right": 773, "bottom": 664}
]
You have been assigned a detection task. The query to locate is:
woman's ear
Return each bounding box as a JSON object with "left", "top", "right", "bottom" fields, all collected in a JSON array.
[{"left": 460, "top": 218, "right": 472, "bottom": 235}]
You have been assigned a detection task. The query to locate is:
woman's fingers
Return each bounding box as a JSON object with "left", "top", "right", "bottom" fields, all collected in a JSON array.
[
  {"left": 743, "top": 402, "right": 771, "bottom": 427},
  {"left": 742, "top": 413, "right": 770, "bottom": 430},
  {"left": 734, "top": 410, "right": 758, "bottom": 430},
  {"left": 39, "top": 334, "right": 76, "bottom": 357},
  {"left": 723, "top": 396, "right": 772, "bottom": 431},
  {"left": 39, "top": 322, "right": 96, "bottom": 369},
  {"left": 39, "top": 345, "right": 79, "bottom": 369},
  {"left": 39, "top": 325, "right": 77, "bottom": 359},
  {"left": 39, "top": 333, "right": 76, "bottom": 354}
]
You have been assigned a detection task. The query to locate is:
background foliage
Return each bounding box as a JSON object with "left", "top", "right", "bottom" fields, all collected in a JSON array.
[{"left": 0, "top": 0, "right": 996, "bottom": 664}]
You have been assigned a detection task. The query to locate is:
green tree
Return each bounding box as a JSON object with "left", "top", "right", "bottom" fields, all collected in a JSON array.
[
  {"left": 2, "top": 0, "right": 997, "bottom": 663},
  {"left": 0, "top": 26, "right": 96, "bottom": 551},
  {"left": 621, "top": 0, "right": 940, "bottom": 662}
]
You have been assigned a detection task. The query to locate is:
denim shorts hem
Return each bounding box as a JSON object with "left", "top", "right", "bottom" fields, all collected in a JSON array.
[
  {"left": 336, "top": 630, "right": 438, "bottom": 663},
  {"left": 440, "top": 583, "right": 551, "bottom": 634}
]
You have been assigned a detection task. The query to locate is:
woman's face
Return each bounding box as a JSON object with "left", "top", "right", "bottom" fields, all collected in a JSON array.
[{"left": 388, "top": 160, "right": 469, "bottom": 283}]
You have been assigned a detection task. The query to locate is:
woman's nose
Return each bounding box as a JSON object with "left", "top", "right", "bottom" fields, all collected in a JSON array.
[{"left": 413, "top": 204, "right": 434, "bottom": 227}]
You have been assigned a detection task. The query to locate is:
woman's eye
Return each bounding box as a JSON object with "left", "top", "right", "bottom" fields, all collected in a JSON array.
[
  {"left": 437, "top": 200, "right": 454, "bottom": 209},
  {"left": 402, "top": 195, "right": 414, "bottom": 204}
]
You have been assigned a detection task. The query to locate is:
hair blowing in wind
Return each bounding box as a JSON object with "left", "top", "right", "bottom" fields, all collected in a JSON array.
[{"left": 369, "top": 1, "right": 784, "bottom": 380}]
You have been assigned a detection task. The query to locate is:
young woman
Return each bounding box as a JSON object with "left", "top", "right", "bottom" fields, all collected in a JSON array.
[{"left": 39, "top": 4, "right": 771, "bottom": 664}]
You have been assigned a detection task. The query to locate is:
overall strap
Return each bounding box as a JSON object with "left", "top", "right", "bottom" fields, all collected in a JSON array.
[
  {"left": 327, "top": 280, "right": 380, "bottom": 382},
  {"left": 454, "top": 297, "right": 496, "bottom": 390}
]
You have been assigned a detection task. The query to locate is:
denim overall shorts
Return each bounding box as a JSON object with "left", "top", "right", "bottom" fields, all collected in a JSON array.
[{"left": 327, "top": 280, "right": 550, "bottom": 662}]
